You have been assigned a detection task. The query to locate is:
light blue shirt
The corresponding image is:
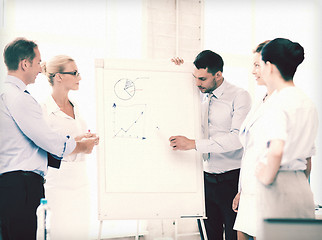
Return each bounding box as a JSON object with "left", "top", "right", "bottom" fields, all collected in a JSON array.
[
  {"left": 195, "top": 80, "right": 252, "bottom": 173},
  {"left": 0, "top": 75, "right": 76, "bottom": 177}
]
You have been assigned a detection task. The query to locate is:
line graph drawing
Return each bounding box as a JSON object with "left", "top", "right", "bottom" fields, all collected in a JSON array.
[
  {"left": 112, "top": 103, "right": 147, "bottom": 140},
  {"left": 113, "top": 77, "right": 149, "bottom": 100}
]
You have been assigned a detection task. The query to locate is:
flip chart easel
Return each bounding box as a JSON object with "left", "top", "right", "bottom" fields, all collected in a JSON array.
[{"left": 95, "top": 59, "right": 206, "bottom": 239}]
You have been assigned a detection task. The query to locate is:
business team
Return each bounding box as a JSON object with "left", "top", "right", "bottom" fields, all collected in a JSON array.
[{"left": 0, "top": 37, "right": 318, "bottom": 240}]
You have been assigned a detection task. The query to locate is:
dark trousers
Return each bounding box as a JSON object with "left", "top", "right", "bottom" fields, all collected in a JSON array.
[
  {"left": 0, "top": 171, "right": 45, "bottom": 240},
  {"left": 198, "top": 169, "right": 240, "bottom": 240}
]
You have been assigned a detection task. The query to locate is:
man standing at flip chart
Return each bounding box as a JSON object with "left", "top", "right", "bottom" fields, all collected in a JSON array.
[{"left": 169, "top": 50, "right": 251, "bottom": 240}]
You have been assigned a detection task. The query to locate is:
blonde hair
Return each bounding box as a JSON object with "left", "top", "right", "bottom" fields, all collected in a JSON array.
[{"left": 41, "top": 55, "right": 75, "bottom": 86}]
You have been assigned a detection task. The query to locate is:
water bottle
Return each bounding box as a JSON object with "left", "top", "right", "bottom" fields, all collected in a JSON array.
[{"left": 36, "top": 198, "right": 51, "bottom": 240}]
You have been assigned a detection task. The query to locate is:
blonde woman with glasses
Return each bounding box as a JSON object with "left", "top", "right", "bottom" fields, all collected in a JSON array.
[{"left": 41, "top": 55, "right": 99, "bottom": 240}]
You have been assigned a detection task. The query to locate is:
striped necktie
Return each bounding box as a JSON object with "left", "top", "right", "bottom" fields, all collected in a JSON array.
[{"left": 203, "top": 93, "right": 214, "bottom": 161}]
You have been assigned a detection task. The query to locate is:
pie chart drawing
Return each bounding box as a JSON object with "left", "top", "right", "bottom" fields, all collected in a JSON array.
[{"left": 114, "top": 78, "right": 136, "bottom": 100}]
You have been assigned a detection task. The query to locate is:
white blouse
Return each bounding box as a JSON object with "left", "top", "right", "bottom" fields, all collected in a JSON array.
[
  {"left": 41, "top": 95, "right": 87, "bottom": 162},
  {"left": 259, "top": 87, "right": 318, "bottom": 170}
]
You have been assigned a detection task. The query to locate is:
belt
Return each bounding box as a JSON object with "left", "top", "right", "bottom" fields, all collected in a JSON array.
[
  {"left": 1, "top": 170, "right": 45, "bottom": 184},
  {"left": 204, "top": 169, "right": 240, "bottom": 184}
]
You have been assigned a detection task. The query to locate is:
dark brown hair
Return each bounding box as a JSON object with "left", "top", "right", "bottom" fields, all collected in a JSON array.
[
  {"left": 3, "top": 37, "right": 38, "bottom": 71},
  {"left": 261, "top": 38, "right": 304, "bottom": 81},
  {"left": 193, "top": 50, "right": 224, "bottom": 75}
]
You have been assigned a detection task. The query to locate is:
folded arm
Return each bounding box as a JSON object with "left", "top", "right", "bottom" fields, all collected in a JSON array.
[{"left": 256, "top": 139, "right": 284, "bottom": 185}]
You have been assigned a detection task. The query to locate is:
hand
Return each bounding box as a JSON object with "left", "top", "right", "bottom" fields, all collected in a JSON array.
[
  {"left": 74, "top": 134, "right": 86, "bottom": 141},
  {"left": 232, "top": 192, "right": 240, "bottom": 212},
  {"left": 171, "top": 57, "right": 184, "bottom": 65},
  {"left": 169, "top": 136, "right": 195, "bottom": 151},
  {"left": 80, "top": 136, "right": 99, "bottom": 154},
  {"left": 75, "top": 132, "right": 98, "bottom": 141},
  {"left": 255, "top": 161, "right": 271, "bottom": 185},
  {"left": 84, "top": 132, "right": 98, "bottom": 138}
]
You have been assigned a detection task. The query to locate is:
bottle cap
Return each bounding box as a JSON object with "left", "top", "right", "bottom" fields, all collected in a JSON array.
[{"left": 40, "top": 198, "right": 47, "bottom": 205}]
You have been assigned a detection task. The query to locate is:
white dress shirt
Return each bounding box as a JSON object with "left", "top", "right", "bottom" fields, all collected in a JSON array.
[
  {"left": 0, "top": 76, "right": 76, "bottom": 177},
  {"left": 195, "top": 80, "right": 252, "bottom": 173}
]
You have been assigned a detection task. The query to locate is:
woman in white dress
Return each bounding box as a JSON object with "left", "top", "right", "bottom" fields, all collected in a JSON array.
[
  {"left": 255, "top": 38, "right": 318, "bottom": 238},
  {"left": 232, "top": 40, "right": 271, "bottom": 240},
  {"left": 41, "top": 55, "right": 99, "bottom": 240}
]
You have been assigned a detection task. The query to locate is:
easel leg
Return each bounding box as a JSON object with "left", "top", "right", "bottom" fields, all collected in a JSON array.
[
  {"left": 98, "top": 220, "right": 103, "bottom": 240},
  {"left": 135, "top": 220, "right": 139, "bottom": 240},
  {"left": 174, "top": 218, "right": 207, "bottom": 240},
  {"left": 174, "top": 219, "right": 178, "bottom": 240},
  {"left": 199, "top": 219, "right": 208, "bottom": 240}
]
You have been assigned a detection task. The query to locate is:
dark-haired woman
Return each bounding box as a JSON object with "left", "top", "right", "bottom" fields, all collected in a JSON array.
[{"left": 255, "top": 38, "right": 318, "bottom": 237}]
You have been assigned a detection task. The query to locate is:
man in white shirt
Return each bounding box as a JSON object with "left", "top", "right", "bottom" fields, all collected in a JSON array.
[
  {"left": 0, "top": 38, "right": 98, "bottom": 240},
  {"left": 170, "top": 50, "right": 251, "bottom": 240}
]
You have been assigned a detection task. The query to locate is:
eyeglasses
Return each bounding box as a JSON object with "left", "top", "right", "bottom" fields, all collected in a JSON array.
[{"left": 52, "top": 70, "right": 80, "bottom": 77}]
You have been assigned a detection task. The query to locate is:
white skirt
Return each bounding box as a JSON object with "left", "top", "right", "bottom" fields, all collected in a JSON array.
[
  {"left": 233, "top": 192, "right": 257, "bottom": 237},
  {"left": 45, "top": 161, "right": 90, "bottom": 240}
]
